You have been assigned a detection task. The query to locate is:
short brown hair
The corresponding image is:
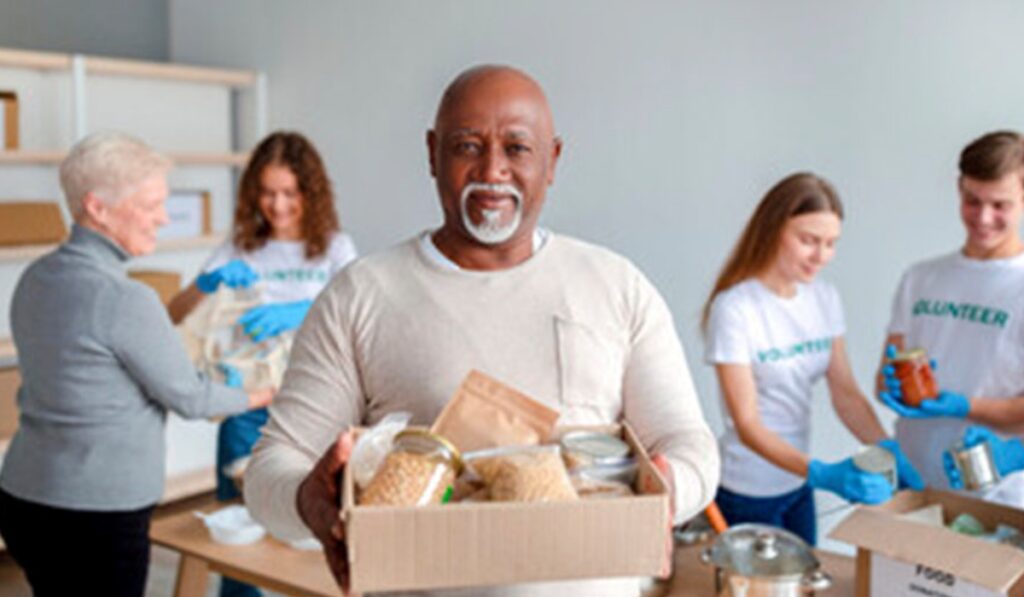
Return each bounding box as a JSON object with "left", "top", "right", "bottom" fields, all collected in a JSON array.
[
  {"left": 701, "top": 172, "right": 843, "bottom": 333},
  {"left": 233, "top": 131, "right": 340, "bottom": 259},
  {"left": 959, "top": 130, "right": 1024, "bottom": 182}
]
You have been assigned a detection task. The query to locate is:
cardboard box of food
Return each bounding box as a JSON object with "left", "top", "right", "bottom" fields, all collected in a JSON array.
[
  {"left": 128, "top": 270, "right": 182, "bottom": 305},
  {"left": 830, "top": 489, "right": 1024, "bottom": 596},
  {"left": 341, "top": 421, "right": 670, "bottom": 593},
  {"left": 0, "top": 201, "right": 67, "bottom": 246}
]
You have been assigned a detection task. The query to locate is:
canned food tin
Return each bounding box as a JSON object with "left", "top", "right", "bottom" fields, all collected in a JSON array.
[
  {"left": 560, "top": 431, "right": 631, "bottom": 469},
  {"left": 948, "top": 441, "right": 1000, "bottom": 491},
  {"left": 852, "top": 445, "right": 897, "bottom": 490}
]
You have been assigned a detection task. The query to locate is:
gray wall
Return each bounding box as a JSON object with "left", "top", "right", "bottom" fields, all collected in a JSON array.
[
  {"left": 169, "top": 0, "right": 1024, "bottom": 522},
  {"left": 1, "top": 0, "right": 168, "bottom": 60}
]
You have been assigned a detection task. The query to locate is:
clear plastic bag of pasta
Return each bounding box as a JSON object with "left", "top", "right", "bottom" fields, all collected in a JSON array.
[{"left": 464, "top": 444, "right": 578, "bottom": 503}]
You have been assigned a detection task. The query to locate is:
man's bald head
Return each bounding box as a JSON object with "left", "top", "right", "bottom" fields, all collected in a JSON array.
[
  {"left": 433, "top": 65, "right": 555, "bottom": 135},
  {"left": 426, "top": 65, "right": 563, "bottom": 268}
]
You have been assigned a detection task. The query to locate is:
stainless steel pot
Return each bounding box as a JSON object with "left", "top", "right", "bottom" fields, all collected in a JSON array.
[{"left": 700, "top": 523, "right": 832, "bottom": 596}]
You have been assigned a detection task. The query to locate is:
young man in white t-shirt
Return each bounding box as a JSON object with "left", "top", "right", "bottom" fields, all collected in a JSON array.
[{"left": 878, "top": 130, "right": 1024, "bottom": 507}]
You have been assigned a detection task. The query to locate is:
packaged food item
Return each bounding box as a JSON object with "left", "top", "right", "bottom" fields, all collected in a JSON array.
[
  {"left": 431, "top": 370, "right": 560, "bottom": 453},
  {"left": 852, "top": 445, "right": 897, "bottom": 490},
  {"left": 571, "top": 475, "right": 634, "bottom": 499},
  {"left": 890, "top": 348, "right": 938, "bottom": 407},
  {"left": 350, "top": 412, "right": 412, "bottom": 489},
  {"left": 359, "top": 429, "right": 462, "bottom": 507},
  {"left": 465, "top": 444, "right": 578, "bottom": 503},
  {"left": 560, "top": 431, "right": 631, "bottom": 470},
  {"left": 572, "top": 458, "right": 638, "bottom": 486},
  {"left": 947, "top": 439, "right": 1001, "bottom": 491}
]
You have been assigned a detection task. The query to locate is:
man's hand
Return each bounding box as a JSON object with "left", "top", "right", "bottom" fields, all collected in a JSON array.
[
  {"left": 297, "top": 432, "right": 354, "bottom": 591},
  {"left": 649, "top": 454, "right": 676, "bottom": 579}
]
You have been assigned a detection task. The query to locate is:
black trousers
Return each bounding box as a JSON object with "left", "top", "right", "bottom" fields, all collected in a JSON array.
[{"left": 0, "top": 488, "right": 155, "bottom": 597}]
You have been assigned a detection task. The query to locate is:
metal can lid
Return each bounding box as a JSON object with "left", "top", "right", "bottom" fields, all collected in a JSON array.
[
  {"left": 852, "top": 445, "right": 895, "bottom": 475},
  {"left": 394, "top": 428, "right": 464, "bottom": 474},
  {"left": 893, "top": 348, "right": 927, "bottom": 361},
  {"left": 560, "top": 431, "right": 631, "bottom": 463}
]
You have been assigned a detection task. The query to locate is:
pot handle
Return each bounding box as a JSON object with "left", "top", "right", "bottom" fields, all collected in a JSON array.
[
  {"left": 801, "top": 569, "right": 832, "bottom": 592},
  {"left": 700, "top": 547, "right": 713, "bottom": 566}
]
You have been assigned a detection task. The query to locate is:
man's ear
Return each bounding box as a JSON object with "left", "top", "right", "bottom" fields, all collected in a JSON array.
[
  {"left": 426, "top": 130, "right": 438, "bottom": 179},
  {"left": 546, "top": 136, "right": 564, "bottom": 186}
]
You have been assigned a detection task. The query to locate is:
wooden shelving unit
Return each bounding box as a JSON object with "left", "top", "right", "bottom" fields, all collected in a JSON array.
[
  {"left": 0, "top": 45, "right": 264, "bottom": 511},
  {"left": 0, "top": 232, "right": 226, "bottom": 263},
  {"left": 0, "top": 150, "right": 249, "bottom": 166}
]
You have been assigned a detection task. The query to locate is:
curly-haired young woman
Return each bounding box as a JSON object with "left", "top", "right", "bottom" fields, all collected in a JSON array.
[{"left": 168, "top": 131, "right": 356, "bottom": 597}]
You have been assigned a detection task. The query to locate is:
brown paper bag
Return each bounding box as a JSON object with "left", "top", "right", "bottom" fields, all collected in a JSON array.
[{"left": 431, "top": 370, "right": 560, "bottom": 453}]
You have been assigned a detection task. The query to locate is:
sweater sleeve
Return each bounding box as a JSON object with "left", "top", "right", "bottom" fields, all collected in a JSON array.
[
  {"left": 244, "top": 275, "right": 367, "bottom": 540},
  {"left": 622, "top": 271, "right": 719, "bottom": 524},
  {"left": 109, "top": 283, "right": 249, "bottom": 419}
]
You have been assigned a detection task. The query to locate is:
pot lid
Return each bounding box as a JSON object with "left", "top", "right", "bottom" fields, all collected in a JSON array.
[{"left": 706, "top": 523, "right": 820, "bottom": 577}]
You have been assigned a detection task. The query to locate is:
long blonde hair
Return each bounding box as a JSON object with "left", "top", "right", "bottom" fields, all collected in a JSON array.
[{"left": 700, "top": 172, "right": 844, "bottom": 333}]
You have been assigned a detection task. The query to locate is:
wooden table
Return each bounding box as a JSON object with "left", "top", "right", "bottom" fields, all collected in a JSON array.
[
  {"left": 650, "top": 543, "right": 856, "bottom": 596},
  {"left": 153, "top": 507, "right": 855, "bottom": 597},
  {"left": 150, "top": 507, "right": 342, "bottom": 597}
]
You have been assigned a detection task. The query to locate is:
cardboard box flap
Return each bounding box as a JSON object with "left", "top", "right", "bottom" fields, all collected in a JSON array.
[{"left": 830, "top": 505, "right": 1024, "bottom": 591}]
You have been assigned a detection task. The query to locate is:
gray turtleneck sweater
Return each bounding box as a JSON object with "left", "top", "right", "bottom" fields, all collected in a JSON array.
[{"left": 0, "top": 224, "right": 249, "bottom": 510}]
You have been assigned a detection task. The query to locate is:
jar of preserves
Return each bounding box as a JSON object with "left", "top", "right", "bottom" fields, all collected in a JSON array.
[
  {"left": 891, "top": 348, "right": 938, "bottom": 407},
  {"left": 359, "top": 429, "right": 462, "bottom": 507}
]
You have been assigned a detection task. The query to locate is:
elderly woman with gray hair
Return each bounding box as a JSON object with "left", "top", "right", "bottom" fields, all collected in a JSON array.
[{"left": 0, "top": 132, "right": 274, "bottom": 596}]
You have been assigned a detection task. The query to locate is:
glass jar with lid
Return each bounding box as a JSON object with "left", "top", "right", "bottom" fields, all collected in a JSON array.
[
  {"left": 891, "top": 348, "right": 938, "bottom": 407},
  {"left": 358, "top": 429, "right": 463, "bottom": 507}
]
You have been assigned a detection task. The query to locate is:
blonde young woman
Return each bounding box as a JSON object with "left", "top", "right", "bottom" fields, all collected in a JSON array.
[{"left": 701, "top": 172, "right": 922, "bottom": 544}]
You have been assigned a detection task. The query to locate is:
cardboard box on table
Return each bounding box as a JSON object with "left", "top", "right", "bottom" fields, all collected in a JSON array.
[
  {"left": 340, "top": 421, "right": 670, "bottom": 594},
  {"left": 128, "top": 270, "right": 182, "bottom": 305},
  {"left": 830, "top": 489, "right": 1024, "bottom": 596}
]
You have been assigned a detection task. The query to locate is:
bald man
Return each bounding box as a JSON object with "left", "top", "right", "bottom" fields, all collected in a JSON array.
[{"left": 244, "top": 65, "right": 718, "bottom": 596}]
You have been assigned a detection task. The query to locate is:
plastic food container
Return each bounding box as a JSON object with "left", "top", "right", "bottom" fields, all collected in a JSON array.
[
  {"left": 359, "top": 429, "right": 462, "bottom": 506},
  {"left": 560, "top": 431, "right": 631, "bottom": 469},
  {"left": 891, "top": 348, "right": 938, "bottom": 407}
]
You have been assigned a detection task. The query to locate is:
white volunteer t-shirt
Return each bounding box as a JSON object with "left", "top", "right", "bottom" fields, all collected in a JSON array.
[
  {"left": 705, "top": 278, "right": 845, "bottom": 496},
  {"left": 889, "top": 250, "right": 1024, "bottom": 507},
  {"left": 203, "top": 232, "right": 358, "bottom": 304}
]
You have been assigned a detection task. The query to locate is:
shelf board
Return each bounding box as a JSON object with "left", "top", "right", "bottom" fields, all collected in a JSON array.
[
  {"left": 0, "top": 46, "right": 257, "bottom": 87},
  {"left": 0, "top": 232, "right": 226, "bottom": 263},
  {"left": 0, "top": 150, "right": 248, "bottom": 166},
  {"left": 0, "top": 150, "right": 66, "bottom": 164},
  {"left": 0, "top": 47, "right": 70, "bottom": 71}
]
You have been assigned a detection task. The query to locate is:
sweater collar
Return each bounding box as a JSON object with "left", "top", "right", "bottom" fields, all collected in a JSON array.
[{"left": 66, "top": 224, "right": 131, "bottom": 265}]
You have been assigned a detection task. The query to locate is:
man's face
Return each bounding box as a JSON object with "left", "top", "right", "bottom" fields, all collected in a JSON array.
[
  {"left": 959, "top": 172, "right": 1024, "bottom": 258},
  {"left": 428, "top": 72, "right": 561, "bottom": 247},
  {"left": 99, "top": 174, "right": 170, "bottom": 256}
]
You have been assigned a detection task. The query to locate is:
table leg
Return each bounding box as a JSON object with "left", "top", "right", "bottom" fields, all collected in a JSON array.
[{"left": 174, "top": 554, "right": 211, "bottom": 597}]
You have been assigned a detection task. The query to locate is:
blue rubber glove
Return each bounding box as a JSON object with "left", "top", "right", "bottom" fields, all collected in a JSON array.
[
  {"left": 218, "top": 363, "right": 243, "bottom": 388},
  {"left": 196, "top": 260, "right": 259, "bottom": 294},
  {"left": 238, "top": 299, "right": 312, "bottom": 342},
  {"left": 878, "top": 345, "right": 969, "bottom": 419},
  {"left": 877, "top": 438, "right": 925, "bottom": 490},
  {"left": 944, "top": 426, "right": 1024, "bottom": 489},
  {"left": 807, "top": 457, "right": 893, "bottom": 504}
]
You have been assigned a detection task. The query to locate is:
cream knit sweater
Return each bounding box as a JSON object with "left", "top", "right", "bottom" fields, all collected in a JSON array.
[{"left": 246, "top": 232, "right": 719, "bottom": 596}]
